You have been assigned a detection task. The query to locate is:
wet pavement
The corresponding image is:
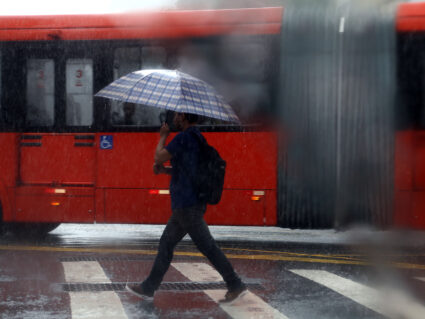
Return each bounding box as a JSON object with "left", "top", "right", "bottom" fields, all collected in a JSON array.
[{"left": 0, "top": 224, "right": 424, "bottom": 318}]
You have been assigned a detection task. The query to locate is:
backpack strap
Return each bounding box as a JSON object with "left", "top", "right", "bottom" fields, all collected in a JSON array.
[
  {"left": 189, "top": 129, "right": 206, "bottom": 147},
  {"left": 179, "top": 129, "right": 203, "bottom": 191}
]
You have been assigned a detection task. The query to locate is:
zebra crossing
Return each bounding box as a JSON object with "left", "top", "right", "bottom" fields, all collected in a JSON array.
[
  {"left": 60, "top": 260, "right": 425, "bottom": 319},
  {"left": 63, "top": 261, "right": 128, "bottom": 319},
  {"left": 290, "top": 269, "right": 425, "bottom": 319}
]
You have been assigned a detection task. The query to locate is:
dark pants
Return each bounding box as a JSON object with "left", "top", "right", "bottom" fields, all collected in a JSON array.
[{"left": 141, "top": 204, "right": 242, "bottom": 293}]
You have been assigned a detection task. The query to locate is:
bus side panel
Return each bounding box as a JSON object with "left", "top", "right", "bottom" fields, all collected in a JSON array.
[
  {"left": 104, "top": 189, "right": 171, "bottom": 224},
  {"left": 412, "top": 191, "right": 425, "bottom": 229},
  {"left": 0, "top": 133, "right": 18, "bottom": 186},
  {"left": 96, "top": 131, "right": 278, "bottom": 189},
  {"left": 205, "top": 132, "right": 277, "bottom": 190},
  {"left": 265, "top": 190, "right": 277, "bottom": 226},
  {"left": 97, "top": 131, "right": 277, "bottom": 225},
  {"left": 394, "top": 191, "right": 411, "bottom": 227},
  {"left": 394, "top": 131, "right": 413, "bottom": 191},
  {"left": 393, "top": 131, "right": 413, "bottom": 227},
  {"left": 205, "top": 190, "right": 265, "bottom": 225},
  {"left": 97, "top": 132, "right": 172, "bottom": 223},
  {"left": 14, "top": 187, "right": 94, "bottom": 223},
  {"left": 413, "top": 132, "right": 425, "bottom": 188},
  {"left": 95, "top": 188, "right": 106, "bottom": 223},
  {"left": 0, "top": 184, "right": 13, "bottom": 222},
  {"left": 20, "top": 134, "right": 96, "bottom": 185},
  {"left": 96, "top": 133, "right": 170, "bottom": 188},
  {"left": 410, "top": 132, "right": 425, "bottom": 229},
  {"left": 394, "top": 131, "right": 413, "bottom": 227},
  {"left": 394, "top": 130, "right": 425, "bottom": 229},
  {"left": 0, "top": 133, "right": 18, "bottom": 221},
  {"left": 204, "top": 131, "right": 277, "bottom": 225}
]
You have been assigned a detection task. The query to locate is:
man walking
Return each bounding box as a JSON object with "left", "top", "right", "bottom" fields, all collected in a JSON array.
[{"left": 126, "top": 112, "right": 247, "bottom": 303}]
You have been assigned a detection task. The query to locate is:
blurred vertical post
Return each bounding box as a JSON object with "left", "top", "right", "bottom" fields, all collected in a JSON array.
[{"left": 278, "top": 0, "right": 398, "bottom": 228}]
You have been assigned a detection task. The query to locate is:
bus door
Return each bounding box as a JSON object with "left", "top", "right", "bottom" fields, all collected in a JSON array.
[
  {"left": 17, "top": 57, "right": 96, "bottom": 223},
  {"left": 96, "top": 46, "right": 171, "bottom": 224}
]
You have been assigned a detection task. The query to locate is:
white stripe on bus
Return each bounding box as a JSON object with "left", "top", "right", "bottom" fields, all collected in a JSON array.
[
  {"left": 62, "top": 261, "right": 128, "bottom": 319},
  {"left": 172, "top": 262, "right": 289, "bottom": 319}
]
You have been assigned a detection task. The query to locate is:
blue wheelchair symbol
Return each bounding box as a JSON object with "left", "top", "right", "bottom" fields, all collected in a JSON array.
[{"left": 100, "top": 135, "right": 113, "bottom": 150}]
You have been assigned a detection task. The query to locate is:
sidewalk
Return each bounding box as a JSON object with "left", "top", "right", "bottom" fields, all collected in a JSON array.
[
  {"left": 209, "top": 226, "right": 425, "bottom": 249},
  {"left": 51, "top": 224, "right": 425, "bottom": 250}
]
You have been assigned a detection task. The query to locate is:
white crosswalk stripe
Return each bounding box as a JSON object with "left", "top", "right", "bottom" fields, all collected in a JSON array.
[
  {"left": 62, "top": 261, "right": 128, "bottom": 319},
  {"left": 172, "top": 262, "right": 289, "bottom": 319},
  {"left": 59, "top": 260, "right": 425, "bottom": 319},
  {"left": 290, "top": 269, "right": 425, "bottom": 319}
]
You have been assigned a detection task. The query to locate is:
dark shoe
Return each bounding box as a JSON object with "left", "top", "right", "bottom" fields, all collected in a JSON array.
[
  {"left": 126, "top": 284, "right": 154, "bottom": 301},
  {"left": 219, "top": 284, "right": 248, "bottom": 303}
]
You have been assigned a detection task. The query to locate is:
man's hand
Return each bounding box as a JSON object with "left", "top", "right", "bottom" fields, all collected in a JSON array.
[
  {"left": 153, "top": 163, "right": 165, "bottom": 175},
  {"left": 159, "top": 123, "right": 170, "bottom": 138},
  {"left": 155, "top": 123, "right": 172, "bottom": 165},
  {"left": 153, "top": 163, "right": 172, "bottom": 175}
]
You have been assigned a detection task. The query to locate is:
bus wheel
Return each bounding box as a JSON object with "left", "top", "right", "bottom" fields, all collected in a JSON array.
[{"left": 7, "top": 222, "right": 61, "bottom": 237}]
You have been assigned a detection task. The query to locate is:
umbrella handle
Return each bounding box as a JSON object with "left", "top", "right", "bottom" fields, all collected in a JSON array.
[{"left": 159, "top": 112, "right": 167, "bottom": 124}]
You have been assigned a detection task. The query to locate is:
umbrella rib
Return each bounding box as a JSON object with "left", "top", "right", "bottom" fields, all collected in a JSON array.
[
  {"left": 179, "top": 75, "right": 205, "bottom": 117},
  {"left": 167, "top": 76, "right": 181, "bottom": 112},
  {"left": 144, "top": 74, "right": 160, "bottom": 106},
  {"left": 96, "top": 69, "right": 240, "bottom": 123},
  {"left": 125, "top": 73, "right": 146, "bottom": 103},
  {"left": 178, "top": 78, "right": 192, "bottom": 115},
  {"left": 158, "top": 75, "right": 177, "bottom": 112},
  {"left": 201, "top": 83, "right": 219, "bottom": 119}
]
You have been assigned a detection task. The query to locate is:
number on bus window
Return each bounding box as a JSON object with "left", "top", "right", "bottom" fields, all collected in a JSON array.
[
  {"left": 26, "top": 59, "right": 54, "bottom": 127},
  {"left": 66, "top": 59, "right": 93, "bottom": 126}
]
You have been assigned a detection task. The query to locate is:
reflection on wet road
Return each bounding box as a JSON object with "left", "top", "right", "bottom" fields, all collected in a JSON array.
[{"left": 0, "top": 224, "right": 424, "bottom": 319}]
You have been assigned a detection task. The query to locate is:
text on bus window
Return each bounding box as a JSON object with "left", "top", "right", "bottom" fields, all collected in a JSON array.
[{"left": 26, "top": 59, "right": 55, "bottom": 127}]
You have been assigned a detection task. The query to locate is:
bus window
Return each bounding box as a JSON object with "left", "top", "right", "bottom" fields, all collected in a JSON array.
[
  {"left": 177, "top": 39, "right": 275, "bottom": 127},
  {"left": 66, "top": 59, "right": 93, "bottom": 126},
  {"left": 217, "top": 37, "right": 274, "bottom": 124},
  {"left": 113, "top": 47, "right": 140, "bottom": 79},
  {"left": 113, "top": 45, "right": 167, "bottom": 77},
  {"left": 111, "top": 48, "right": 139, "bottom": 126},
  {"left": 110, "top": 47, "right": 164, "bottom": 127},
  {"left": 111, "top": 103, "right": 161, "bottom": 127},
  {"left": 26, "top": 59, "right": 54, "bottom": 127},
  {"left": 142, "top": 46, "right": 167, "bottom": 69},
  {"left": 219, "top": 37, "right": 270, "bottom": 82}
]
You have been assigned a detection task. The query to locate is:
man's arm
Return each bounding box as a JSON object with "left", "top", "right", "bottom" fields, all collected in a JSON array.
[
  {"left": 153, "top": 163, "right": 173, "bottom": 175},
  {"left": 154, "top": 123, "right": 172, "bottom": 165}
]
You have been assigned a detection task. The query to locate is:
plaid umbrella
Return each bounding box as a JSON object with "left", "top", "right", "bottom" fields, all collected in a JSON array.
[{"left": 95, "top": 69, "right": 240, "bottom": 123}]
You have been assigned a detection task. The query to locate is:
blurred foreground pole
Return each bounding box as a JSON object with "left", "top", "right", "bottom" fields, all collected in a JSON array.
[{"left": 278, "top": 0, "right": 398, "bottom": 228}]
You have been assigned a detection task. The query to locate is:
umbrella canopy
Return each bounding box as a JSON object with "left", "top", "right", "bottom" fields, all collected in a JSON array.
[{"left": 95, "top": 69, "right": 240, "bottom": 123}]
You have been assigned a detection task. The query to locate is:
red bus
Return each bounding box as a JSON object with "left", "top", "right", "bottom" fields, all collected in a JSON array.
[
  {"left": 3, "top": 3, "right": 425, "bottom": 235},
  {"left": 395, "top": 2, "right": 425, "bottom": 230},
  {"left": 0, "top": 8, "right": 282, "bottom": 235}
]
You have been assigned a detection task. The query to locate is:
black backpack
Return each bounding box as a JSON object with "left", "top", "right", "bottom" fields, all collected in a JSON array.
[{"left": 188, "top": 131, "right": 226, "bottom": 205}]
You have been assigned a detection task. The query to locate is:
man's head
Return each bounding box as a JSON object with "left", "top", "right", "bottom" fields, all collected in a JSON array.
[
  {"left": 173, "top": 112, "right": 199, "bottom": 130},
  {"left": 123, "top": 103, "right": 136, "bottom": 119}
]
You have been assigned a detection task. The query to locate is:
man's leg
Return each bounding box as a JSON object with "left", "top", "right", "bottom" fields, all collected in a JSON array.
[
  {"left": 178, "top": 205, "right": 244, "bottom": 291},
  {"left": 140, "top": 214, "right": 186, "bottom": 294}
]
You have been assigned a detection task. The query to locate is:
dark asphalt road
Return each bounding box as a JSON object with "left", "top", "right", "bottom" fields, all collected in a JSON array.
[{"left": 0, "top": 224, "right": 424, "bottom": 319}]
